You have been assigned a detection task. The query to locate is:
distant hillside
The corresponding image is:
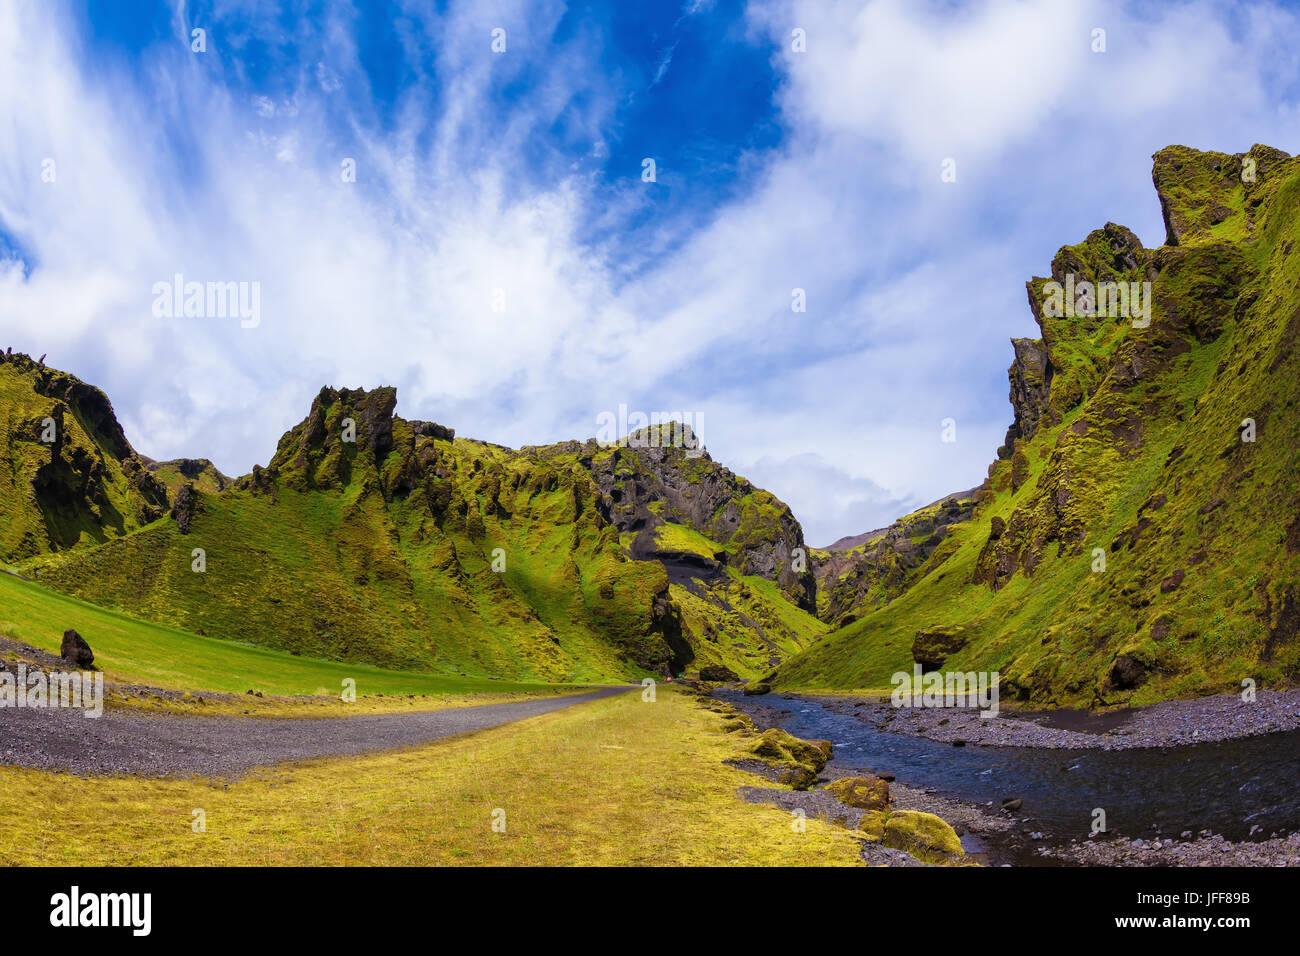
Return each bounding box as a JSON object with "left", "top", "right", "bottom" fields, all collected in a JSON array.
[
  {"left": 812, "top": 491, "right": 977, "bottom": 629},
  {"left": 773, "top": 144, "right": 1300, "bottom": 706},
  {"left": 141, "top": 456, "right": 231, "bottom": 496}
]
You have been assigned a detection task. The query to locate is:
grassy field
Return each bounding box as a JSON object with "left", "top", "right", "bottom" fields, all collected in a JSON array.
[
  {"left": 0, "top": 688, "right": 865, "bottom": 866},
  {"left": 0, "top": 570, "right": 578, "bottom": 699}
]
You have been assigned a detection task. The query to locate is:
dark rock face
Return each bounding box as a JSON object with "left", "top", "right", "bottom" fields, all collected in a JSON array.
[
  {"left": 2, "top": 355, "right": 170, "bottom": 562},
  {"left": 170, "top": 482, "right": 199, "bottom": 534},
  {"left": 999, "top": 337, "right": 1053, "bottom": 456},
  {"left": 1109, "top": 653, "right": 1149, "bottom": 690},
  {"left": 409, "top": 421, "right": 455, "bottom": 442},
  {"left": 911, "top": 625, "right": 971, "bottom": 672},
  {"left": 59, "top": 629, "right": 94, "bottom": 668},
  {"left": 698, "top": 663, "right": 739, "bottom": 682},
  {"left": 586, "top": 429, "right": 816, "bottom": 613},
  {"left": 29, "top": 364, "right": 134, "bottom": 461}
]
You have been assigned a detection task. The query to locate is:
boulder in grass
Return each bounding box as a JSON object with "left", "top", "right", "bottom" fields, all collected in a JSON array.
[
  {"left": 882, "top": 810, "right": 965, "bottom": 858},
  {"left": 60, "top": 629, "right": 94, "bottom": 669}
]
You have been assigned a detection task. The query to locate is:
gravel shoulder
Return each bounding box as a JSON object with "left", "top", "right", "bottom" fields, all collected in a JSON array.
[{"left": 0, "top": 686, "right": 630, "bottom": 777}]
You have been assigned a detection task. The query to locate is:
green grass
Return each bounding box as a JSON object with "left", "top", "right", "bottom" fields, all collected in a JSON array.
[
  {"left": 0, "top": 571, "right": 568, "bottom": 697},
  {"left": 0, "top": 689, "right": 868, "bottom": 866}
]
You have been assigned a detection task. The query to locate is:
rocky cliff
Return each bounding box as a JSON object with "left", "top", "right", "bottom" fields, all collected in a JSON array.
[{"left": 773, "top": 144, "right": 1300, "bottom": 706}]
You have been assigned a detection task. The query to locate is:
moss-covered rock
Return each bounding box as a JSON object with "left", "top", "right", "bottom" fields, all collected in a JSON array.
[
  {"left": 859, "top": 809, "right": 964, "bottom": 860},
  {"left": 778, "top": 766, "right": 818, "bottom": 790},
  {"left": 698, "top": 663, "right": 739, "bottom": 682},
  {"left": 825, "top": 775, "right": 892, "bottom": 811},
  {"left": 747, "top": 728, "right": 832, "bottom": 788},
  {"left": 883, "top": 810, "right": 964, "bottom": 858},
  {"left": 858, "top": 810, "right": 887, "bottom": 842}
]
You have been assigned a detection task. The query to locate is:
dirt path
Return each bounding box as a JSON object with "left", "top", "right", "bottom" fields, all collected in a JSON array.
[{"left": 0, "top": 686, "right": 631, "bottom": 777}]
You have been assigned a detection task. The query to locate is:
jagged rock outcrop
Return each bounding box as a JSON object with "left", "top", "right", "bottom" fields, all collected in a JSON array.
[
  {"left": 15, "top": 375, "right": 821, "bottom": 682},
  {"left": 170, "top": 481, "right": 200, "bottom": 534},
  {"left": 0, "top": 352, "right": 170, "bottom": 561},
  {"left": 1152, "top": 143, "right": 1291, "bottom": 246},
  {"left": 586, "top": 424, "right": 817, "bottom": 613},
  {"left": 998, "top": 337, "right": 1052, "bottom": 457}
]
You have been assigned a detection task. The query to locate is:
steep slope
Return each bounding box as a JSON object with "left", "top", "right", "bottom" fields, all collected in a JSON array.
[
  {"left": 13, "top": 384, "right": 823, "bottom": 681},
  {"left": 772, "top": 144, "right": 1300, "bottom": 706},
  {"left": 0, "top": 352, "right": 170, "bottom": 562}
]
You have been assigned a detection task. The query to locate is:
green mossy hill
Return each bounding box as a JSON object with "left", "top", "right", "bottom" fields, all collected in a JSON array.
[
  {"left": 12, "top": 383, "right": 824, "bottom": 682},
  {"left": 0, "top": 352, "right": 169, "bottom": 563},
  {"left": 812, "top": 492, "right": 976, "bottom": 628},
  {"left": 774, "top": 144, "right": 1300, "bottom": 706},
  {"left": 141, "top": 457, "right": 231, "bottom": 496}
]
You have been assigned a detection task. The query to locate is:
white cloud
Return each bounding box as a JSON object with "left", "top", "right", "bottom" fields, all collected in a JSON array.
[{"left": 0, "top": 0, "right": 1297, "bottom": 547}]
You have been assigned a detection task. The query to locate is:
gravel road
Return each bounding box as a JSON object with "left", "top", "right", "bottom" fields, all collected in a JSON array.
[{"left": 0, "top": 686, "right": 630, "bottom": 778}]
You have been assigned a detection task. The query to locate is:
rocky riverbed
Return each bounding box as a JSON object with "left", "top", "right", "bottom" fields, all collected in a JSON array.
[
  {"left": 806, "top": 687, "right": 1300, "bottom": 750},
  {"left": 720, "top": 687, "right": 1300, "bottom": 866}
]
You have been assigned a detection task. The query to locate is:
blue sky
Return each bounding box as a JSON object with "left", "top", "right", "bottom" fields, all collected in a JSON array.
[{"left": 2, "top": 0, "right": 1299, "bottom": 545}]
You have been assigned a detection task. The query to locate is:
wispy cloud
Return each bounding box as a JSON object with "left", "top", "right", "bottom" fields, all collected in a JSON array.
[{"left": 0, "top": 0, "right": 1297, "bottom": 547}]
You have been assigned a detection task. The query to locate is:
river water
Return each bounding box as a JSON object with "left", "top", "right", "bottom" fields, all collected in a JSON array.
[{"left": 720, "top": 691, "right": 1300, "bottom": 863}]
